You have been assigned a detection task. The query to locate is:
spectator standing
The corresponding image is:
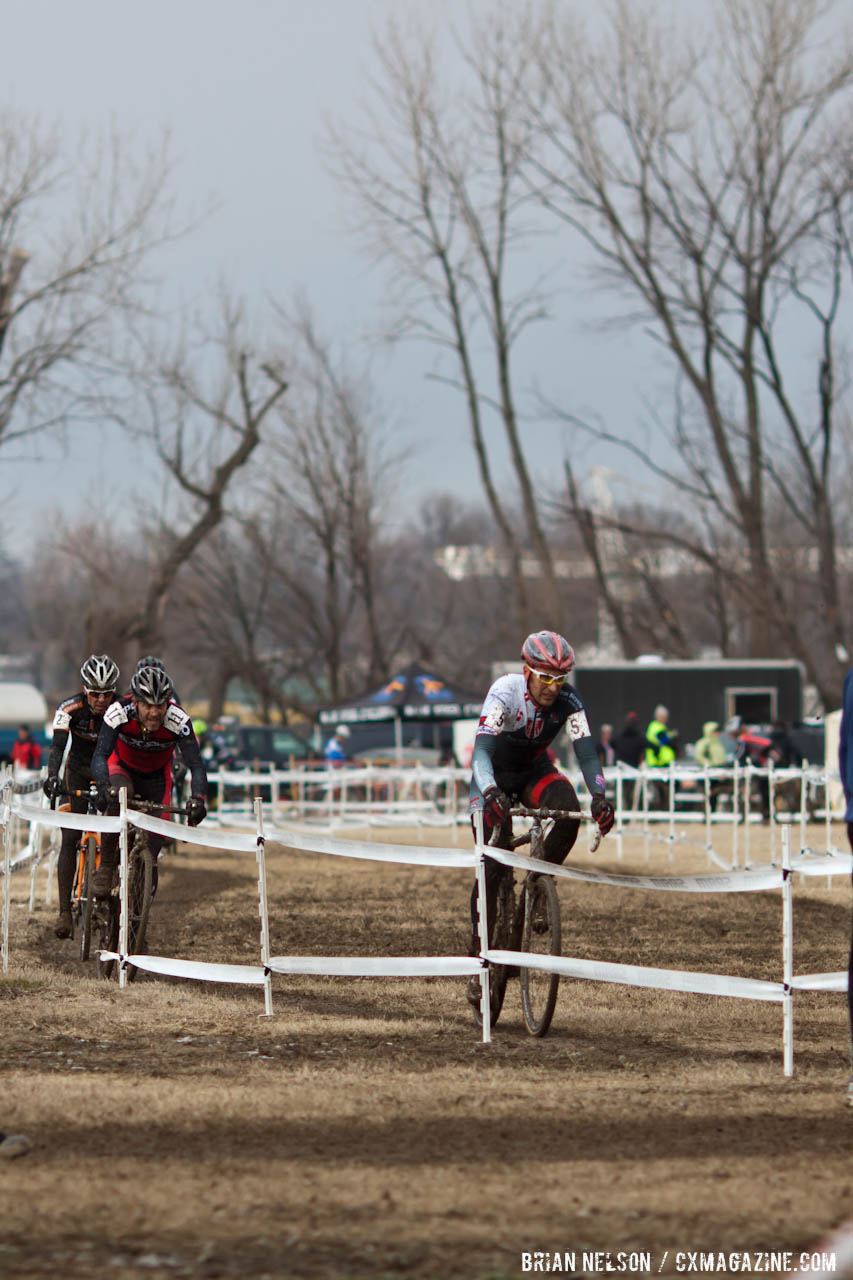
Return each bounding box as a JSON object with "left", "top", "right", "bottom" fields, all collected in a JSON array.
[
  {"left": 768, "top": 719, "right": 796, "bottom": 768},
  {"left": 612, "top": 711, "right": 645, "bottom": 808},
  {"left": 645, "top": 704, "right": 678, "bottom": 810},
  {"left": 596, "top": 723, "right": 616, "bottom": 768},
  {"left": 11, "top": 725, "right": 41, "bottom": 773},
  {"left": 613, "top": 712, "right": 644, "bottom": 767},
  {"left": 694, "top": 720, "right": 727, "bottom": 811},
  {"left": 694, "top": 721, "right": 726, "bottom": 768},
  {"left": 324, "top": 724, "right": 351, "bottom": 766},
  {"left": 726, "top": 716, "right": 773, "bottom": 821}
]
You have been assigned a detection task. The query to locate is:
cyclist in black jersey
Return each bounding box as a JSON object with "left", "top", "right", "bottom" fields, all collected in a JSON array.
[
  {"left": 43, "top": 655, "right": 121, "bottom": 939},
  {"left": 467, "top": 631, "right": 615, "bottom": 983}
]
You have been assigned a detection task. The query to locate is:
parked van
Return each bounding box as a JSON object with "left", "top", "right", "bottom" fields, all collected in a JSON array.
[{"left": 223, "top": 724, "right": 312, "bottom": 770}]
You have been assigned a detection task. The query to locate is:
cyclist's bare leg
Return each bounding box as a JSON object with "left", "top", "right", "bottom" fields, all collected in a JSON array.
[{"left": 520, "top": 773, "right": 581, "bottom": 866}]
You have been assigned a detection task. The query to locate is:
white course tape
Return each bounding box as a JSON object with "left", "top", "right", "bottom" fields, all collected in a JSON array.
[
  {"left": 485, "top": 949, "right": 786, "bottom": 1002},
  {"left": 11, "top": 801, "right": 121, "bottom": 833},
  {"left": 791, "top": 1219, "right": 853, "bottom": 1279},
  {"left": 789, "top": 971, "right": 848, "bottom": 992},
  {"left": 10, "top": 801, "right": 257, "bottom": 852},
  {"left": 266, "top": 954, "right": 481, "bottom": 977},
  {"left": 788, "top": 853, "right": 853, "bottom": 876},
  {"left": 98, "top": 953, "right": 267, "bottom": 984},
  {"left": 129, "top": 811, "right": 257, "bottom": 852},
  {"left": 482, "top": 844, "right": 785, "bottom": 892},
  {"left": 266, "top": 823, "right": 476, "bottom": 869},
  {"left": 7, "top": 848, "right": 41, "bottom": 872}
]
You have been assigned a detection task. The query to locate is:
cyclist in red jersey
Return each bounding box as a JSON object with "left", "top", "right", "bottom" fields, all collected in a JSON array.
[{"left": 89, "top": 663, "right": 207, "bottom": 897}]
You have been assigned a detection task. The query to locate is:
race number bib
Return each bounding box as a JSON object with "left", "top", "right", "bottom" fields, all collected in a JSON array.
[
  {"left": 480, "top": 701, "right": 506, "bottom": 734},
  {"left": 104, "top": 702, "right": 129, "bottom": 729}
]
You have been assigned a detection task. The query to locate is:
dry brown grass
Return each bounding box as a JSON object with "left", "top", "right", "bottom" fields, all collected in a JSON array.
[{"left": 1, "top": 823, "right": 852, "bottom": 1279}]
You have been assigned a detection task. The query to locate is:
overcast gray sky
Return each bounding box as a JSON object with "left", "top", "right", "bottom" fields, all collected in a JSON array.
[{"left": 4, "top": 0, "right": 656, "bottom": 555}]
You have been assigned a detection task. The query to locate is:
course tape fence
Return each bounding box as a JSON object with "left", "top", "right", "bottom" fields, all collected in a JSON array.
[{"left": 1, "top": 788, "right": 849, "bottom": 1075}]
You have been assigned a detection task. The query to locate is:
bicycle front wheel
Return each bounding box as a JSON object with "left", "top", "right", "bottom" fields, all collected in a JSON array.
[
  {"left": 520, "top": 873, "right": 561, "bottom": 1037},
  {"left": 125, "top": 837, "right": 153, "bottom": 983},
  {"left": 79, "top": 836, "right": 97, "bottom": 962},
  {"left": 481, "top": 872, "right": 515, "bottom": 1028}
]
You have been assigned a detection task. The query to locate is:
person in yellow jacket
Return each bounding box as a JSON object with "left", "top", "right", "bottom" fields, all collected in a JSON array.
[
  {"left": 694, "top": 720, "right": 726, "bottom": 769},
  {"left": 645, "top": 704, "right": 678, "bottom": 809},
  {"left": 694, "top": 719, "right": 728, "bottom": 811}
]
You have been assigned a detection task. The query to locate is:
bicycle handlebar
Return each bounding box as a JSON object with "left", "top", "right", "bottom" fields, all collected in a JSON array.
[
  {"left": 52, "top": 787, "right": 191, "bottom": 818},
  {"left": 510, "top": 805, "right": 587, "bottom": 820},
  {"left": 509, "top": 804, "right": 604, "bottom": 852},
  {"left": 126, "top": 798, "right": 192, "bottom": 817}
]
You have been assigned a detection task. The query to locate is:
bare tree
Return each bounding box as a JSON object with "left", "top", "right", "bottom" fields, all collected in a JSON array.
[
  {"left": 525, "top": 0, "right": 853, "bottom": 705},
  {"left": 110, "top": 298, "right": 288, "bottom": 653},
  {"left": 326, "top": 12, "right": 565, "bottom": 627},
  {"left": 0, "top": 112, "right": 179, "bottom": 453},
  {"left": 21, "top": 517, "right": 147, "bottom": 696},
  {"left": 258, "top": 302, "right": 406, "bottom": 699},
  {"left": 174, "top": 516, "right": 296, "bottom": 721}
]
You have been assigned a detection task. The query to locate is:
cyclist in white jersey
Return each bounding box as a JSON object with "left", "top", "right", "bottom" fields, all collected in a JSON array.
[{"left": 467, "top": 631, "right": 615, "bottom": 966}]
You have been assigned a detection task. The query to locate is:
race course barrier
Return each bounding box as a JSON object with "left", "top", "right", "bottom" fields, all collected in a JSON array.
[{"left": 2, "top": 793, "right": 850, "bottom": 1076}]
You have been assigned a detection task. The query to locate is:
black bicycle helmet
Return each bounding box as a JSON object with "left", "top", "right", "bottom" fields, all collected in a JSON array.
[
  {"left": 136, "top": 654, "right": 166, "bottom": 671},
  {"left": 130, "top": 663, "right": 174, "bottom": 704},
  {"left": 80, "top": 654, "right": 120, "bottom": 692}
]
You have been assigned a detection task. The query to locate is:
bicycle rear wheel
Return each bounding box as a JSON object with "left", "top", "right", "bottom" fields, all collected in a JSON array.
[
  {"left": 125, "top": 837, "right": 153, "bottom": 983},
  {"left": 520, "top": 873, "right": 561, "bottom": 1037},
  {"left": 79, "top": 836, "right": 97, "bottom": 961}
]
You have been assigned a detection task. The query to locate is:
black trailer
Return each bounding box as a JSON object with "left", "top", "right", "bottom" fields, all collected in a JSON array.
[{"left": 570, "top": 659, "right": 805, "bottom": 747}]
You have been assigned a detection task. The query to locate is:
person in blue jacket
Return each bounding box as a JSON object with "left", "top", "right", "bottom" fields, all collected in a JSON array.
[{"left": 324, "top": 724, "right": 351, "bottom": 766}]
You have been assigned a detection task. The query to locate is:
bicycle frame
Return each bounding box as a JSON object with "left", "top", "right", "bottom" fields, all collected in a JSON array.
[
  {"left": 475, "top": 805, "right": 580, "bottom": 1036},
  {"left": 54, "top": 785, "right": 104, "bottom": 961}
]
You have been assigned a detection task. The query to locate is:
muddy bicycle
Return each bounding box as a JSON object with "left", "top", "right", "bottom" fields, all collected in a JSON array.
[
  {"left": 55, "top": 784, "right": 101, "bottom": 963},
  {"left": 476, "top": 805, "right": 600, "bottom": 1037},
  {"left": 78, "top": 794, "right": 189, "bottom": 981}
]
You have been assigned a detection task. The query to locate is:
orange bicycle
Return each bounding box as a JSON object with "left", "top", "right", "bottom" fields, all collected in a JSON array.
[
  {"left": 57, "top": 790, "right": 189, "bottom": 980},
  {"left": 57, "top": 784, "right": 102, "bottom": 963}
]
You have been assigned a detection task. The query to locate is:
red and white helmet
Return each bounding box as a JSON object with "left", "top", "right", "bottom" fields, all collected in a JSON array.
[{"left": 521, "top": 630, "right": 574, "bottom": 675}]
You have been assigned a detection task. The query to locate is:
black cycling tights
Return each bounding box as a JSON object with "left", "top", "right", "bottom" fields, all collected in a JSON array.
[
  {"left": 56, "top": 765, "right": 91, "bottom": 911},
  {"left": 469, "top": 773, "right": 581, "bottom": 940}
]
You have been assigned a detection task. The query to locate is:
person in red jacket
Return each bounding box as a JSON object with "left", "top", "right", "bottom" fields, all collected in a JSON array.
[{"left": 11, "top": 725, "right": 41, "bottom": 772}]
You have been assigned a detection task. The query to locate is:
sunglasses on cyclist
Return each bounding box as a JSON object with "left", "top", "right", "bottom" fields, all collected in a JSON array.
[
  {"left": 85, "top": 688, "right": 115, "bottom": 698},
  {"left": 528, "top": 668, "right": 569, "bottom": 687}
]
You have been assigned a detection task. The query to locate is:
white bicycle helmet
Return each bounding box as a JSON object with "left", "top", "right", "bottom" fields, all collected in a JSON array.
[
  {"left": 80, "top": 654, "right": 120, "bottom": 692},
  {"left": 130, "top": 663, "right": 174, "bottom": 704}
]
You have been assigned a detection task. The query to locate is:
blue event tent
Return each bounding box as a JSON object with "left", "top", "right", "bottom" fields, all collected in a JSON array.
[{"left": 317, "top": 661, "right": 483, "bottom": 757}]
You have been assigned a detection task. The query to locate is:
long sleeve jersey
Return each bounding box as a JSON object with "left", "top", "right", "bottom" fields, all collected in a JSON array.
[
  {"left": 470, "top": 673, "right": 605, "bottom": 800},
  {"left": 48, "top": 691, "right": 119, "bottom": 778},
  {"left": 91, "top": 696, "right": 207, "bottom": 797}
]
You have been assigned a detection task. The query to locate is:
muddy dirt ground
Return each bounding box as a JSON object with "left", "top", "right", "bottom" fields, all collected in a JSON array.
[{"left": 2, "top": 820, "right": 853, "bottom": 1280}]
